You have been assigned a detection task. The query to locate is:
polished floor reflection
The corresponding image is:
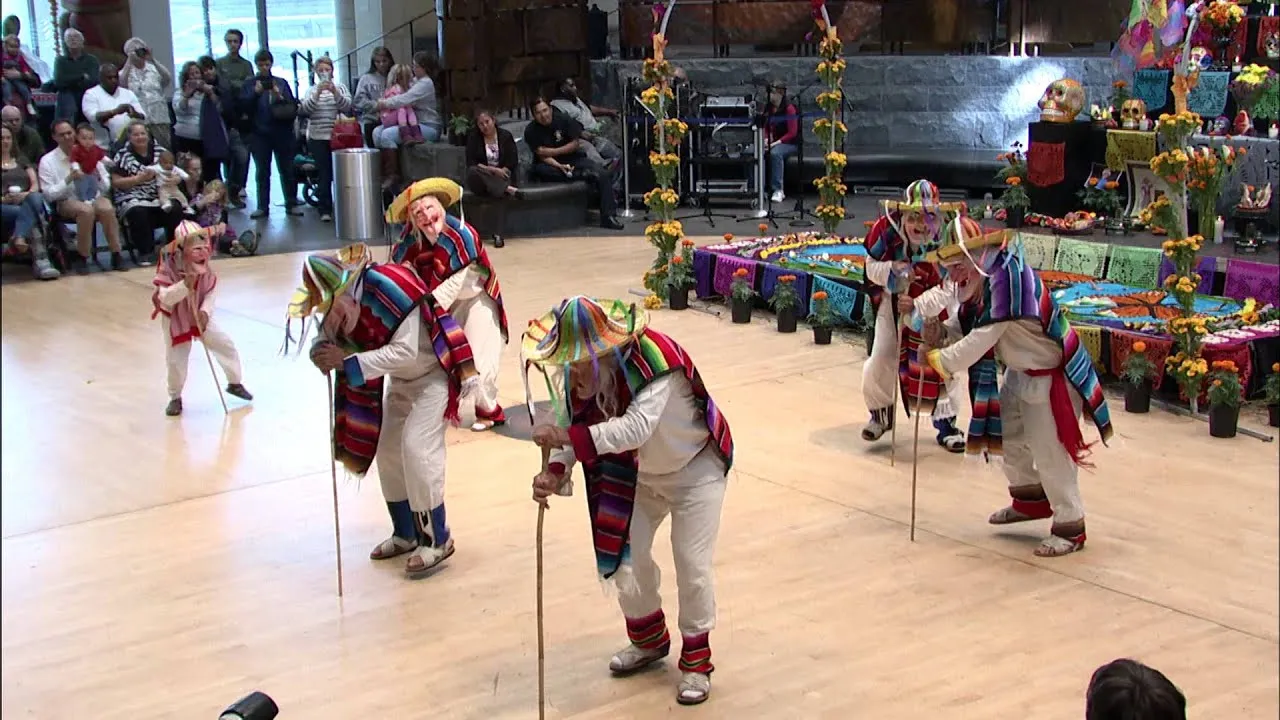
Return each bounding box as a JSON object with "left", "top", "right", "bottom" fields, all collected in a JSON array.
[{"left": 1, "top": 236, "right": 1277, "bottom": 719}]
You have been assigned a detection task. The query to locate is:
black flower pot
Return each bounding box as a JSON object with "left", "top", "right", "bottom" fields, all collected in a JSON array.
[
  {"left": 1124, "top": 379, "right": 1152, "bottom": 414},
  {"left": 669, "top": 286, "right": 690, "bottom": 310},
  {"left": 730, "top": 298, "right": 752, "bottom": 324},
  {"left": 776, "top": 307, "right": 797, "bottom": 333},
  {"left": 1208, "top": 403, "right": 1239, "bottom": 439},
  {"left": 813, "top": 326, "right": 833, "bottom": 345},
  {"left": 1005, "top": 207, "right": 1025, "bottom": 228},
  {"left": 1269, "top": 404, "right": 1279, "bottom": 428}
]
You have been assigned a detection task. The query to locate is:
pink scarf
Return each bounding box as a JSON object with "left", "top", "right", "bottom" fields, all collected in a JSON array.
[{"left": 151, "top": 250, "right": 217, "bottom": 346}]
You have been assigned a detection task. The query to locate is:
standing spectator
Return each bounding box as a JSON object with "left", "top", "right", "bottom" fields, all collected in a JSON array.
[
  {"left": 38, "top": 119, "right": 126, "bottom": 273},
  {"left": 2, "top": 105, "right": 44, "bottom": 166},
  {"left": 1, "top": 125, "right": 60, "bottom": 279},
  {"left": 120, "top": 37, "right": 174, "bottom": 148},
  {"left": 372, "top": 51, "right": 442, "bottom": 147},
  {"left": 239, "top": 49, "right": 299, "bottom": 219},
  {"left": 523, "top": 97, "right": 623, "bottom": 230},
  {"left": 551, "top": 76, "right": 621, "bottom": 166},
  {"left": 172, "top": 61, "right": 227, "bottom": 182},
  {"left": 216, "top": 29, "right": 254, "bottom": 208},
  {"left": 351, "top": 47, "right": 392, "bottom": 148},
  {"left": 81, "top": 64, "right": 146, "bottom": 150},
  {"left": 300, "top": 56, "right": 350, "bottom": 223},
  {"left": 464, "top": 109, "right": 519, "bottom": 247},
  {"left": 1, "top": 34, "right": 40, "bottom": 118},
  {"left": 195, "top": 56, "right": 231, "bottom": 183},
  {"left": 110, "top": 121, "right": 182, "bottom": 261},
  {"left": 52, "top": 29, "right": 99, "bottom": 124}
]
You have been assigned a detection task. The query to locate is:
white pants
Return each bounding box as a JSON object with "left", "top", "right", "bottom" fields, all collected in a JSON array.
[
  {"left": 614, "top": 445, "right": 727, "bottom": 637},
  {"left": 1001, "top": 369, "right": 1085, "bottom": 526},
  {"left": 162, "top": 317, "right": 243, "bottom": 399},
  {"left": 862, "top": 299, "right": 964, "bottom": 419},
  {"left": 376, "top": 371, "right": 449, "bottom": 514},
  {"left": 451, "top": 293, "right": 504, "bottom": 415}
]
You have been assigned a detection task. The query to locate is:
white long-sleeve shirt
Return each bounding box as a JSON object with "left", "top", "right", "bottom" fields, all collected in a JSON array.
[
  {"left": 342, "top": 313, "right": 440, "bottom": 386},
  {"left": 156, "top": 280, "right": 217, "bottom": 316},
  {"left": 935, "top": 318, "right": 1063, "bottom": 379},
  {"left": 37, "top": 146, "right": 112, "bottom": 203},
  {"left": 81, "top": 85, "right": 147, "bottom": 148},
  {"left": 430, "top": 264, "right": 485, "bottom": 313},
  {"left": 549, "top": 373, "right": 712, "bottom": 479}
]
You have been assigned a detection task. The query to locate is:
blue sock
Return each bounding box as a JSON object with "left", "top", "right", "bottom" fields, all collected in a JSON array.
[
  {"left": 386, "top": 501, "right": 416, "bottom": 542},
  {"left": 427, "top": 504, "right": 450, "bottom": 547}
]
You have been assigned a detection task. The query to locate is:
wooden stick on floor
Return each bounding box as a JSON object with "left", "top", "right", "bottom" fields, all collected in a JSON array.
[
  {"left": 536, "top": 445, "right": 550, "bottom": 720},
  {"left": 910, "top": 368, "right": 926, "bottom": 542},
  {"left": 327, "top": 375, "right": 344, "bottom": 598},
  {"left": 189, "top": 294, "right": 229, "bottom": 415}
]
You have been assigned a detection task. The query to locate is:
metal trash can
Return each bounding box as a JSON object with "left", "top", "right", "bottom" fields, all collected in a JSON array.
[{"left": 333, "top": 148, "right": 383, "bottom": 242}]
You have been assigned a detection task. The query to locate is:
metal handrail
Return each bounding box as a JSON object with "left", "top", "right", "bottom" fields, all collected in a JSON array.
[{"left": 333, "top": 8, "right": 438, "bottom": 82}]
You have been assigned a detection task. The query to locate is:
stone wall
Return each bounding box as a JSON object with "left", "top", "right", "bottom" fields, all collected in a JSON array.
[{"left": 589, "top": 55, "right": 1116, "bottom": 152}]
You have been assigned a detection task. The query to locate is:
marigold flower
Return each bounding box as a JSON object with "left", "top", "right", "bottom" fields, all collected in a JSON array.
[
  {"left": 813, "top": 291, "right": 828, "bottom": 300},
  {"left": 1133, "top": 341, "right": 1147, "bottom": 353},
  {"left": 723, "top": 233, "right": 733, "bottom": 241},
  {"left": 733, "top": 267, "right": 749, "bottom": 278}
]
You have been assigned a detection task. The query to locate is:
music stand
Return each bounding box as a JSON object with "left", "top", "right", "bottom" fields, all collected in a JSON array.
[
  {"left": 735, "top": 121, "right": 786, "bottom": 230},
  {"left": 773, "top": 91, "right": 817, "bottom": 228}
]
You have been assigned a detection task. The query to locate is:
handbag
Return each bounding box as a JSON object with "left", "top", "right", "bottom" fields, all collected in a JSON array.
[
  {"left": 270, "top": 97, "right": 298, "bottom": 123},
  {"left": 330, "top": 116, "right": 364, "bottom": 150}
]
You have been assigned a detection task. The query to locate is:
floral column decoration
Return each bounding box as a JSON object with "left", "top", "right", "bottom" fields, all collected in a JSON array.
[
  {"left": 810, "top": 4, "right": 847, "bottom": 235},
  {"left": 639, "top": 3, "right": 689, "bottom": 306}
]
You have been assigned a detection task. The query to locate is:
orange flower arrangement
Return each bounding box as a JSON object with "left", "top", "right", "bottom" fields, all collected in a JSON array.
[
  {"left": 733, "top": 267, "right": 749, "bottom": 278},
  {"left": 1006, "top": 176, "right": 1021, "bottom": 186},
  {"left": 809, "top": 289, "right": 835, "bottom": 328},
  {"left": 723, "top": 233, "right": 734, "bottom": 241},
  {"left": 758, "top": 223, "right": 769, "bottom": 234}
]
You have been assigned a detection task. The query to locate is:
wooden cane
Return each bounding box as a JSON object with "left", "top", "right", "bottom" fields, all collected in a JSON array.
[
  {"left": 909, "top": 357, "right": 927, "bottom": 543},
  {"left": 188, "top": 294, "right": 229, "bottom": 415},
  {"left": 536, "top": 445, "right": 550, "bottom": 720},
  {"left": 889, "top": 322, "right": 904, "bottom": 468},
  {"left": 327, "top": 374, "right": 345, "bottom": 598}
]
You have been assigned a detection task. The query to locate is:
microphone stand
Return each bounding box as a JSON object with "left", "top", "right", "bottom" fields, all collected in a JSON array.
[
  {"left": 770, "top": 80, "right": 825, "bottom": 229},
  {"left": 618, "top": 75, "right": 642, "bottom": 219}
]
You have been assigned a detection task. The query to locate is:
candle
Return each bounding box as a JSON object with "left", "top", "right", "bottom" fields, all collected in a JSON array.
[
  {"left": 1214, "top": 216, "right": 1225, "bottom": 245},
  {"left": 1232, "top": 56, "right": 1242, "bottom": 72},
  {"left": 1270, "top": 125, "right": 1279, "bottom": 139}
]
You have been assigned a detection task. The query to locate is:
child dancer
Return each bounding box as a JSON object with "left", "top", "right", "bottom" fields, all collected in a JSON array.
[{"left": 151, "top": 220, "right": 253, "bottom": 416}]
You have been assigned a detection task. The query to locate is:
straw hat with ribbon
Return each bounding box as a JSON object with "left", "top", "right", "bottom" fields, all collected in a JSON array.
[
  {"left": 927, "top": 215, "right": 1010, "bottom": 269},
  {"left": 286, "top": 242, "right": 374, "bottom": 320},
  {"left": 880, "top": 178, "right": 967, "bottom": 216},
  {"left": 385, "top": 177, "right": 464, "bottom": 226},
  {"left": 522, "top": 296, "right": 649, "bottom": 368}
]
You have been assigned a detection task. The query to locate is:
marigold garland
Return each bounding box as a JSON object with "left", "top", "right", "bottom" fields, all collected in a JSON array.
[
  {"left": 640, "top": 19, "right": 686, "bottom": 301},
  {"left": 811, "top": 7, "right": 846, "bottom": 235}
]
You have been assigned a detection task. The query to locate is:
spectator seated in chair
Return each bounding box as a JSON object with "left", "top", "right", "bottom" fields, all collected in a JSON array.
[
  {"left": 81, "top": 63, "right": 147, "bottom": 150},
  {"left": 1, "top": 105, "right": 44, "bottom": 166},
  {"left": 1, "top": 125, "right": 59, "bottom": 279},
  {"left": 110, "top": 121, "right": 184, "bottom": 264},
  {"left": 38, "top": 119, "right": 127, "bottom": 273},
  {"left": 551, "top": 76, "right": 621, "bottom": 170},
  {"left": 522, "top": 97, "right": 623, "bottom": 231}
]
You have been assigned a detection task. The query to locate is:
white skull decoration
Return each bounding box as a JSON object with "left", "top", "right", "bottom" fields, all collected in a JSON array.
[
  {"left": 1265, "top": 32, "right": 1279, "bottom": 59},
  {"left": 1037, "top": 78, "right": 1085, "bottom": 123},
  {"left": 1120, "top": 98, "right": 1148, "bottom": 130},
  {"left": 1187, "top": 46, "right": 1211, "bottom": 74}
]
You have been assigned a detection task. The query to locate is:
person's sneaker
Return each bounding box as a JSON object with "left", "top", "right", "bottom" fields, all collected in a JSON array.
[
  {"left": 250, "top": 209, "right": 269, "bottom": 220},
  {"left": 491, "top": 235, "right": 505, "bottom": 248},
  {"left": 285, "top": 206, "right": 302, "bottom": 217},
  {"left": 320, "top": 213, "right": 332, "bottom": 223},
  {"left": 71, "top": 252, "right": 90, "bottom": 275},
  {"left": 165, "top": 398, "right": 183, "bottom": 416},
  {"left": 33, "top": 257, "right": 60, "bottom": 280},
  {"left": 226, "top": 384, "right": 253, "bottom": 401},
  {"left": 770, "top": 190, "right": 786, "bottom": 204},
  {"left": 110, "top": 252, "right": 127, "bottom": 271},
  {"left": 602, "top": 217, "right": 624, "bottom": 230}
]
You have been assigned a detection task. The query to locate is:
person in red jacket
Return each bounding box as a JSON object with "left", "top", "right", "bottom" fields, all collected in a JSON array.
[{"left": 762, "top": 79, "right": 799, "bottom": 205}]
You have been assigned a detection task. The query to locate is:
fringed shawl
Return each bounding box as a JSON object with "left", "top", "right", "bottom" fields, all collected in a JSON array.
[
  {"left": 151, "top": 250, "right": 216, "bottom": 347},
  {"left": 393, "top": 213, "right": 509, "bottom": 341},
  {"left": 961, "top": 246, "right": 1113, "bottom": 463},
  {"left": 331, "top": 263, "right": 478, "bottom": 475},
  {"left": 570, "top": 329, "right": 733, "bottom": 581}
]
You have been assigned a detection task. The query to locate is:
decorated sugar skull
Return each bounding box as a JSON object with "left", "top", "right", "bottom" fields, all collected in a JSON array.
[
  {"left": 1119, "top": 98, "right": 1147, "bottom": 130},
  {"left": 1037, "top": 78, "right": 1085, "bottom": 123},
  {"left": 1265, "top": 31, "right": 1279, "bottom": 59},
  {"left": 1187, "top": 46, "right": 1212, "bottom": 74}
]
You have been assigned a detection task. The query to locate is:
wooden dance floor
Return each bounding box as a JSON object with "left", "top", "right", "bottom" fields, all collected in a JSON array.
[{"left": 2, "top": 236, "right": 1277, "bottom": 719}]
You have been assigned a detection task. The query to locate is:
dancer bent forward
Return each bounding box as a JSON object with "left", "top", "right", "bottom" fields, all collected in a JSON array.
[
  {"left": 525, "top": 296, "right": 732, "bottom": 706},
  {"left": 286, "top": 243, "right": 479, "bottom": 576},
  {"left": 151, "top": 219, "right": 253, "bottom": 416},
  {"left": 388, "top": 178, "right": 509, "bottom": 432},
  {"left": 862, "top": 179, "right": 967, "bottom": 451},
  {"left": 924, "top": 225, "right": 1113, "bottom": 557}
]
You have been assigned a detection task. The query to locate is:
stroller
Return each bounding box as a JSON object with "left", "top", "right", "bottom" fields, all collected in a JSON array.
[{"left": 293, "top": 116, "right": 322, "bottom": 209}]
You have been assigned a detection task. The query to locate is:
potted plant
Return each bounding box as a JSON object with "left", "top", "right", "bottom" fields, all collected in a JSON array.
[
  {"left": 995, "top": 143, "right": 1030, "bottom": 228},
  {"left": 1206, "top": 359, "right": 1243, "bottom": 438},
  {"left": 809, "top": 290, "right": 835, "bottom": 344},
  {"left": 729, "top": 267, "right": 754, "bottom": 323},
  {"left": 1265, "top": 361, "right": 1280, "bottom": 428},
  {"left": 667, "top": 239, "right": 696, "bottom": 310},
  {"left": 1078, "top": 178, "right": 1125, "bottom": 231},
  {"left": 770, "top": 275, "right": 800, "bottom": 333},
  {"left": 1121, "top": 340, "right": 1158, "bottom": 413},
  {"left": 447, "top": 114, "right": 473, "bottom": 146}
]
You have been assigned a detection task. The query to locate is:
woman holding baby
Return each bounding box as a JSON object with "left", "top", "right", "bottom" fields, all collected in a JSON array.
[{"left": 110, "top": 121, "right": 183, "bottom": 261}]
